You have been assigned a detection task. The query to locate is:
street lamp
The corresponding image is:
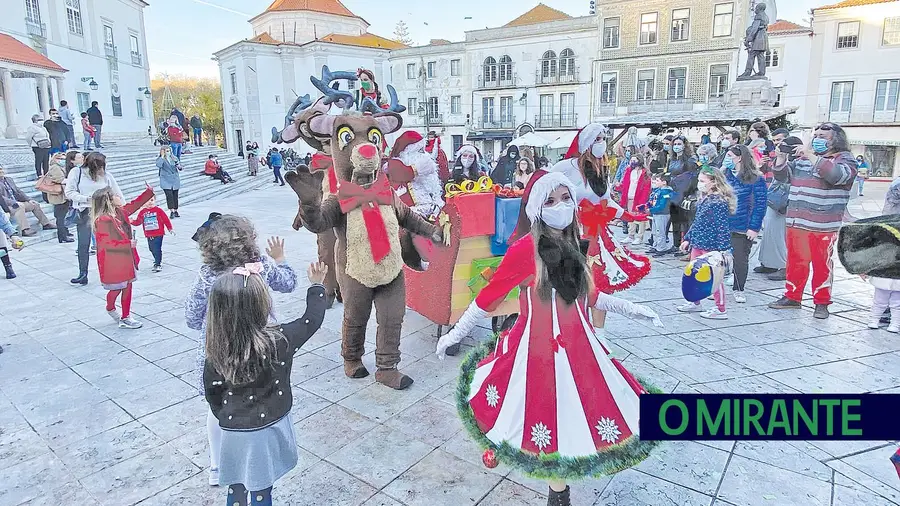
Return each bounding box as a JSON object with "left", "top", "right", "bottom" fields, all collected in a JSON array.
[
  {"left": 138, "top": 87, "right": 152, "bottom": 99},
  {"left": 81, "top": 77, "right": 99, "bottom": 90},
  {"left": 417, "top": 103, "right": 429, "bottom": 135}
]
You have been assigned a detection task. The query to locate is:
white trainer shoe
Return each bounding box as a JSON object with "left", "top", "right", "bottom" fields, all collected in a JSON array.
[
  {"left": 107, "top": 309, "right": 121, "bottom": 322},
  {"left": 700, "top": 308, "right": 729, "bottom": 320},
  {"left": 677, "top": 302, "right": 703, "bottom": 313},
  {"left": 118, "top": 317, "right": 143, "bottom": 329},
  {"left": 734, "top": 292, "right": 747, "bottom": 304}
]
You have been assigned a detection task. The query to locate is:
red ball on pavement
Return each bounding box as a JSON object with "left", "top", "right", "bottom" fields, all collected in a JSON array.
[{"left": 482, "top": 449, "right": 498, "bottom": 469}]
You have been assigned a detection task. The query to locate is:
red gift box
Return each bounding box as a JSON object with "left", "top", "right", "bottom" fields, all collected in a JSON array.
[{"left": 448, "top": 193, "right": 495, "bottom": 238}]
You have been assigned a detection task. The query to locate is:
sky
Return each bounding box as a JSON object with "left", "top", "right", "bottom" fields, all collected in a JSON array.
[{"left": 144, "top": 0, "right": 823, "bottom": 79}]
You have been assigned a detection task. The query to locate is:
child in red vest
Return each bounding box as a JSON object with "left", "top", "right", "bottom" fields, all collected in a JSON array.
[
  {"left": 131, "top": 196, "right": 173, "bottom": 273},
  {"left": 92, "top": 185, "right": 154, "bottom": 329}
]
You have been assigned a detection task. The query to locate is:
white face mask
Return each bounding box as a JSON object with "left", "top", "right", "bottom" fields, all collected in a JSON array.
[
  {"left": 460, "top": 153, "right": 475, "bottom": 169},
  {"left": 720, "top": 139, "right": 732, "bottom": 149},
  {"left": 591, "top": 141, "right": 607, "bottom": 158},
  {"left": 697, "top": 181, "right": 709, "bottom": 194},
  {"left": 541, "top": 200, "right": 576, "bottom": 230}
]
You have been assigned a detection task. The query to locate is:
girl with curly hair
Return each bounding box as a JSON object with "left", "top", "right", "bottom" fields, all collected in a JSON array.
[{"left": 184, "top": 215, "right": 298, "bottom": 487}]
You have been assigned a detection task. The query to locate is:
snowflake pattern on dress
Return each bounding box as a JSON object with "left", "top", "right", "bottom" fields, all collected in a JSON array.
[
  {"left": 485, "top": 384, "right": 500, "bottom": 408},
  {"left": 531, "top": 422, "right": 552, "bottom": 450},
  {"left": 595, "top": 417, "right": 621, "bottom": 444}
]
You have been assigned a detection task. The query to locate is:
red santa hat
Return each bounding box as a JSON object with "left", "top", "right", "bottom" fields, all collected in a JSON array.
[
  {"left": 565, "top": 123, "right": 610, "bottom": 159},
  {"left": 390, "top": 130, "right": 424, "bottom": 158}
]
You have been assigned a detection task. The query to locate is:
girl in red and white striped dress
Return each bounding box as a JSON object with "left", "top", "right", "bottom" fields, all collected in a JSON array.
[{"left": 436, "top": 172, "right": 663, "bottom": 506}]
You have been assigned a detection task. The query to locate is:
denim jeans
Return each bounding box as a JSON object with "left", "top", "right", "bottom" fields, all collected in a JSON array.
[
  {"left": 147, "top": 236, "right": 163, "bottom": 267},
  {"left": 171, "top": 142, "right": 183, "bottom": 160},
  {"left": 193, "top": 128, "right": 202, "bottom": 146},
  {"left": 83, "top": 130, "right": 93, "bottom": 150},
  {"left": 76, "top": 209, "right": 92, "bottom": 275},
  {"left": 91, "top": 125, "right": 102, "bottom": 147},
  {"left": 64, "top": 123, "right": 77, "bottom": 146},
  {"left": 273, "top": 165, "right": 284, "bottom": 184}
]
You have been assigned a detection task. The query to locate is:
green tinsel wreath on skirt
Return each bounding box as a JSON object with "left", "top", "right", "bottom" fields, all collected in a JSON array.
[{"left": 455, "top": 336, "right": 663, "bottom": 480}]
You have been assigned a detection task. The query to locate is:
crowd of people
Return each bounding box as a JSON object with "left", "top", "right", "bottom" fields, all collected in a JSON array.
[{"left": 0, "top": 107, "right": 892, "bottom": 506}]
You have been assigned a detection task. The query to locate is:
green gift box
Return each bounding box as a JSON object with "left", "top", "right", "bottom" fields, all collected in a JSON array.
[{"left": 467, "top": 257, "right": 519, "bottom": 303}]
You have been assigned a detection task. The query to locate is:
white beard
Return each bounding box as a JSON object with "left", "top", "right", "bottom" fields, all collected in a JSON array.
[{"left": 398, "top": 149, "right": 436, "bottom": 174}]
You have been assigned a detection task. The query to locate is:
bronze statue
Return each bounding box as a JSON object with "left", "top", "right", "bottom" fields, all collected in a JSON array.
[{"left": 738, "top": 3, "right": 770, "bottom": 80}]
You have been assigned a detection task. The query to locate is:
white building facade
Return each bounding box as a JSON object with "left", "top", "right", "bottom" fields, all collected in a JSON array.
[
  {"left": 0, "top": 0, "right": 153, "bottom": 140},
  {"left": 802, "top": 0, "right": 900, "bottom": 177},
  {"left": 761, "top": 20, "right": 813, "bottom": 119}
]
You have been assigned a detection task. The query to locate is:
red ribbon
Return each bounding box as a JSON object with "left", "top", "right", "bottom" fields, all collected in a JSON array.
[
  {"left": 310, "top": 153, "right": 338, "bottom": 194},
  {"left": 578, "top": 200, "right": 617, "bottom": 238},
  {"left": 338, "top": 176, "right": 393, "bottom": 263}
]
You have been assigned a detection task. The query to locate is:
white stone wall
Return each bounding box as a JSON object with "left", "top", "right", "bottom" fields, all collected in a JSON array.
[{"left": 0, "top": 0, "right": 153, "bottom": 139}]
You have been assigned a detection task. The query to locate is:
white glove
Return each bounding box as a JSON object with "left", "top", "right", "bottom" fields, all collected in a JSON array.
[
  {"left": 435, "top": 301, "right": 488, "bottom": 360},
  {"left": 594, "top": 292, "right": 664, "bottom": 328},
  {"left": 635, "top": 305, "right": 664, "bottom": 328}
]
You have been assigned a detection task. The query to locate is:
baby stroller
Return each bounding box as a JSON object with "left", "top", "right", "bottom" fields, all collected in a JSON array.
[{"left": 153, "top": 131, "right": 171, "bottom": 147}]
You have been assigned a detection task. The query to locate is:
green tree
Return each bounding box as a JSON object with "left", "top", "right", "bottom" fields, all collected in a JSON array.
[{"left": 150, "top": 75, "right": 224, "bottom": 146}]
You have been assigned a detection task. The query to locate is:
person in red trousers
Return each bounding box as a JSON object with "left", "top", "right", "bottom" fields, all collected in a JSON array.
[
  {"left": 768, "top": 122, "right": 857, "bottom": 319},
  {"left": 92, "top": 185, "right": 154, "bottom": 329}
]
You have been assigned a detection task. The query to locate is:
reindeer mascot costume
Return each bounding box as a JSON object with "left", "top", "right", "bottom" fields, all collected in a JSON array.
[{"left": 281, "top": 67, "right": 444, "bottom": 390}]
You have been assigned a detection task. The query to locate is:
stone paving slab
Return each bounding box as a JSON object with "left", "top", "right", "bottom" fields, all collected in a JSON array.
[{"left": 1, "top": 184, "right": 899, "bottom": 505}]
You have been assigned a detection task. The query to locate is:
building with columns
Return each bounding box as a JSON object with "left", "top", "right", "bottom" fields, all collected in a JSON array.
[
  {"left": 213, "top": 0, "right": 403, "bottom": 156},
  {"left": 0, "top": 0, "right": 153, "bottom": 141}
]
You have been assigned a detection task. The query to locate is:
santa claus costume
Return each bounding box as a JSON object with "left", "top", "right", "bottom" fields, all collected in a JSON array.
[
  {"left": 388, "top": 131, "right": 444, "bottom": 219},
  {"left": 425, "top": 132, "right": 451, "bottom": 183},
  {"left": 436, "top": 172, "right": 661, "bottom": 505},
  {"left": 548, "top": 123, "right": 651, "bottom": 294}
]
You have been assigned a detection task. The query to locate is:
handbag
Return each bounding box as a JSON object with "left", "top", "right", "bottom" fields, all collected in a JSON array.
[
  {"left": 35, "top": 174, "right": 63, "bottom": 194},
  {"left": 767, "top": 181, "right": 790, "bottom": 214}
]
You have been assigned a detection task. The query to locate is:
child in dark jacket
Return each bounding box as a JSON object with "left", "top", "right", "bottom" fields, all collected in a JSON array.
[
  {"left": 722, "top": 145, "right": 768, "bottom": 303},
  {"left": 678, "top": 166, "right": 735, "bottom": 320},
  {"left": 647, "top": 173, "right": 676, "bottom": 256},
  {"left": 204, "top": 262, "right": 328, "bottom": 506},
  {"left": 92, "top": 185, "right": 154, "bottom": 329},
  {"left": 131, "top": 196, "right": 174, "bottom": 272}
]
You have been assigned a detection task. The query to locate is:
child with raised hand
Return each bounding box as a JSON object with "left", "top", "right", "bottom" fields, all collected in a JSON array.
[
  {"left": 205, "top": 262, "right": 328, "bottom": 506},
  {"left": 92, "top": 185, "right": 154, "bottom": 329},
  {"left": 677, "top": 166, "right": 736, "bottom": 320},
  {"left": 130, "top": 195, "right": 173, "bottom": 273},
  {"left": 185, "top": 215, "right": 298, "bottom": 487}
]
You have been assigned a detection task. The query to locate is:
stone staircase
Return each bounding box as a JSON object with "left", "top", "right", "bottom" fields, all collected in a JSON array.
[{"left": 0, "top": 141, "right": 274, "bottom": 245}]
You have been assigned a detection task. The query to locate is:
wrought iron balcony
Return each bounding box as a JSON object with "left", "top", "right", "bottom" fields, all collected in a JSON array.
[
  {"left": 479, "top": 116, "right": 516, "bottom": 130},
  {"left": 477, "top": 71, "right": 517, "bottom": 90},
  {"left": 626, "top": 98, "right": 695, "bottom": 114},
  {"left": 534, "top": 114, "right": 579, "bottom": 129},
  {"left": 131, "top": 51, "right": 142, "bottom": 66},
  {"left": 425, "top": 113, "right": 443, "bottom": 125},
  {"left": 104, "top": 44, "right": 117, "bottom": 59},
  {"left": 535, "top": 68, "right": 579, "bottom": 86},
  {"left": 25, "top": 18, "right": 46, "bottom": 38},
  {"left": 824, "top": 108, "right": 900, "bottom": 124}
]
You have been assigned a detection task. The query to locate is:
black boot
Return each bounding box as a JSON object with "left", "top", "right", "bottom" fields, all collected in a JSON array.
[
  {"left": 548, "top": 486, "right": 570, "bottom": 506},
  {"left": 3, "top": 262, "right": 15, "bottom": 280},
  {"left": 70, "top": 272, "right": 88, "bottom": 285}
]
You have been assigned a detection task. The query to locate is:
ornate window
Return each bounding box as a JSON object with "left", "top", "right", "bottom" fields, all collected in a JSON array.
[
  {"left": 541, "top": 50, "right": 557, "bottom": 78},
  {"left": 499, "top": 55, "right": 513, "bottom": 82},
  {"left": 66, "top": 0, "right": 83, "bottom": 35},
  {"left": 559, "top": 49, "right": 575, "bottom": 77},
  {"left": 483, "top": 57, "right": 497, "bottom": 83}
]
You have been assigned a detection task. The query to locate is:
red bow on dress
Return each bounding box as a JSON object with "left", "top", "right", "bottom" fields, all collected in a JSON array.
[
  {"left": 338, "top": 176, "right": 393, "bottom": 263},
  {"left": 578, "top": 200, "right": 617, "bottom": 238}
]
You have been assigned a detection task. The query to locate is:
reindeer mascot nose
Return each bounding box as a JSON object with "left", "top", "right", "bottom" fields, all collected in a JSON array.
[{"left": 358, "top": 144, "right": 377, "bottom": 159}]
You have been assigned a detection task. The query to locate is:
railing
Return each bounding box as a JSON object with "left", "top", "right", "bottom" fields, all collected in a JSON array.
[
  {"left": 535, "top": 69, "right": 579, "bottom": 86},
  {"left": 825, "top": 109, "right": 899, "bottom": 124},
  {"left": 131, "top": 51, "right": 142, "bottom": 66},
  {"left": 104, "top": 44, "right": 117, "bottom": 59},
  {"left": 425, "top": 113, "right": 444, "bottom": 125},
  {"left": 626, "top": 98, "right": 695, "bottom": 114},
  {"left": 479, "top": 116, "right": 516, "bottom": 130},
  {"left": 25, "top": 18, "right": 46, "bottom": 38},
  {"left": 477, "top": 72, "right": 517, "bottom": 89},
  {"left": 534, "top": 113, "right": 578, "bottom": 129}
]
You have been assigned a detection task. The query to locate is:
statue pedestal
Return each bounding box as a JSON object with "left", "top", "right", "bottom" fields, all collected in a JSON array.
[{"left": 726, "top": 78, "right": 777, "bottom": 107}]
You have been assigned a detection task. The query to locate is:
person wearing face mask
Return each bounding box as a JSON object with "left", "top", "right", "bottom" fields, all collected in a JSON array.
[
  {"left": 756, "top": 136, "right": 802, "bottom": 280},
  {"left": 436, "top": 171, "right": 663, "bottom": 506},
  {"left": 722, "top": 145, "right": 768, "bottom": 304},
  {"left": 547, "top": 123, "right": 651, "bottom": 297},
  {"left": 745, "top": 122, "right": 776, "bottom": 174},
  {"left": 27, "top": 114, "right": 52, "bottom": 179},
  {"left": 615, "top": 155, "right": 651, "bottom": 246},
  {"left": 855, "top": 155, "right": 869, "bottom": 196},
  {"left": 355, "top": 68, "right": 387, "bottom": 109},
  {"left": 613, "top": 127, "right": 646, "bottom": 184},
  {"left": 696, "top": 143, "right": 718, "bottom": 169},
  {"left": 491, "top": 144, "right": 521, "bottom": 187},
  {"left": 46, "top": 152, "right": 75, "bottom": 243},
  {"left": 667, "top": 136, "right": 699, "bottom": 258},
  {"left": 768, "top": 123, "right": 857, "bottom": 319},
  {"left": 712, "top": 130, "right": 741, "bottom": 169},
  {"left": 451, "top": 144, "right": 487, "bottom": 183}
]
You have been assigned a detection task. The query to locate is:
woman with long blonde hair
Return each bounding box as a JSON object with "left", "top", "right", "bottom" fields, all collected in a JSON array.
[
  {"left": 156, "top": 144, "right": 181, "bottom": 218},
  {"left": 437, "top": 171, "right": 663, "bottom": 506}
]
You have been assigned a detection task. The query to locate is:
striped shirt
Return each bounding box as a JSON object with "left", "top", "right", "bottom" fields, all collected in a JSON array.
[{"left": 781, "top": 151, "right": 856, "bottom": 233}]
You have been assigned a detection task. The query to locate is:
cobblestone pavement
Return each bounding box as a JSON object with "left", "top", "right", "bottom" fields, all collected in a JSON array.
[{"left": 1, "top": 182, "right": 898, "bottom": 506}]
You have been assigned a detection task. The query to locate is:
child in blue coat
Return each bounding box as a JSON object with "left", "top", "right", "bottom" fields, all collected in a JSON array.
[{"left": 647, "top": 173, "right": 676, "bottom": 256}]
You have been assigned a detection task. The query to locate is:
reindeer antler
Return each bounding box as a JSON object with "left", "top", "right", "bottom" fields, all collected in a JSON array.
[
  {"left": 322, "top": 65, "right": 357, "bottom": 83},
  {"left": 384, "top": 85, "right": 406, "bottom": 113}
]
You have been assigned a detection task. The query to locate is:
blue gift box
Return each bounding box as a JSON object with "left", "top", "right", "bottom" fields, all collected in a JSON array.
[{"left": 490, "top": 197, "right": 522, "bottom": 256}]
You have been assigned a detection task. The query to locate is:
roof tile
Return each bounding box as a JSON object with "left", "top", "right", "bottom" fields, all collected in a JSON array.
[
  {"left": 0, "top": 34, "right": 66, "bottom": 72},
  {"left": 504, "top": 3, "right": 572, "bottom": 27},
  {"left": 318, "top": 32, "right": 407, "bottom": 50},
  {"left": 261, "top": 0, "right": 357, "bottom": 18},
  {"left": 767, "top": 19, "right": 811, "bottom": 33}
]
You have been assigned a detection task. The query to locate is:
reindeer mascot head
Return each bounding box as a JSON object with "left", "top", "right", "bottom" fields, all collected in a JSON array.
[{"left": 284, "top": 67, "right": 440, "bottom": 390}]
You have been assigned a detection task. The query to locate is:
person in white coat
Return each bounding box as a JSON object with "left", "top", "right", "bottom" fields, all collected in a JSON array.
[{"left": 389, "top": 131, "right": 444, "bottom": 218}]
